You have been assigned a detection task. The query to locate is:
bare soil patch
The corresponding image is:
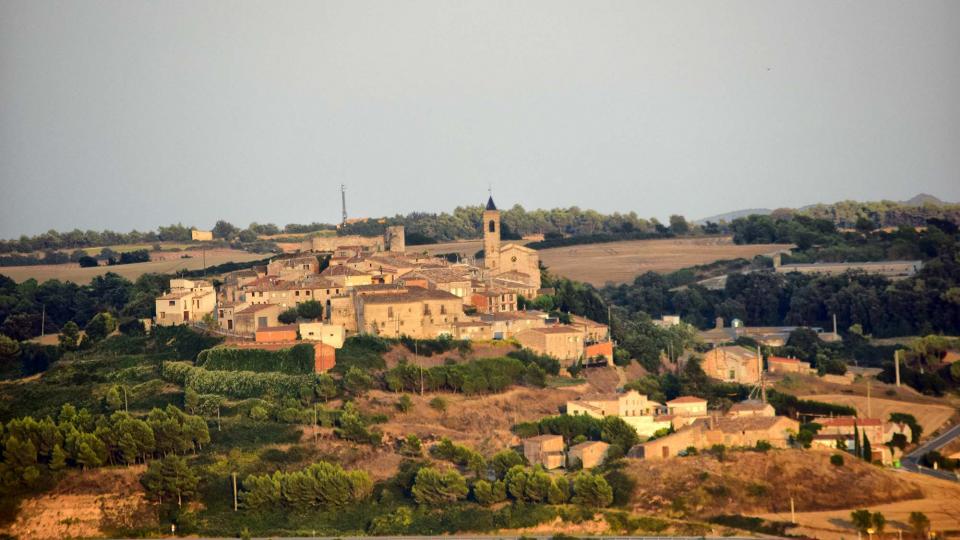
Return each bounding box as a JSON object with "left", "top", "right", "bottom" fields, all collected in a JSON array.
[
  {"left": 1, "top": 466, "right": 155, "bottom": 540},
  {"left": 538, "top": 236, "right": 790, "bottom": 286}
]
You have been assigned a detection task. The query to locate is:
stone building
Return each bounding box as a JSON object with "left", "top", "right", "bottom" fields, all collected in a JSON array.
[
  {"left": 155, "top": 279, "right": 216, "bottom": 326},
  {"left": 514, "top": 325, "right": 584, "bottom": 361},
  {"left": 523, "top": 434, "right": 565, "bottom": 470},
  {"left": 702, "top": 345, "right": 762, "bottom": 384},
  {"left": 568, "top": 441, "right": 610, "bottom": 469},
  {"left": 481, "top": 196, "right": 541, "bottom": 290}
]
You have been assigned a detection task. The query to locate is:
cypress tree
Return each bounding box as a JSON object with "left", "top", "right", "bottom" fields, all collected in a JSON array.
[{"left": 862, "top": 432, "right": 873, "bottom": 462}]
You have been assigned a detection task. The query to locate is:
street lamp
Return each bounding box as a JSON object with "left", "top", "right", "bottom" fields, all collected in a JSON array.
[{"left": 867, "top": 527, "right": 875, "bottom": 540}]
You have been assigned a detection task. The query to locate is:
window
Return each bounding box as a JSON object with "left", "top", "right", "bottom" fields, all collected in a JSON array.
[
  {"left": 168, "top": 300, "right": 176, "bottom": 306},
  {"left": 160, "top": 312, "right": 166, "bottom": 319},
  {"left": 388, "top": 307, "right": 394, "bottom": 318},
  {"left": 295, "top": 291, "right": 300, "bottom": 296},
  {"left": 488, "top": 220, "right": 496, "bottom": 233}
]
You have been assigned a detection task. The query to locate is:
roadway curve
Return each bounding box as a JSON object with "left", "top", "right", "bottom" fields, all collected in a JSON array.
[{"left": 902, "top": 423, "right": 960, "bottom": 482}]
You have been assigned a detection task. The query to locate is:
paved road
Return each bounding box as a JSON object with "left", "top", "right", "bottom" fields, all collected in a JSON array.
[{"left": 901, "top": 422, "right": 960, "bottom": 482}]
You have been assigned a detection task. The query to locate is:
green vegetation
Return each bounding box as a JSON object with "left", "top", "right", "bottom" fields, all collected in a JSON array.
[
  {"left": 197, "top": 344, "right": 316, "bottom": 374},
  {"left": 384, "top": 356, "right": 546, "bottom": 394}
]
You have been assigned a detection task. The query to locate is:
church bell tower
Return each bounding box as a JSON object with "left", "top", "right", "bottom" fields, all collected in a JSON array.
[{"left": 483, "top": 195, "right": 500, "bottom": 271}]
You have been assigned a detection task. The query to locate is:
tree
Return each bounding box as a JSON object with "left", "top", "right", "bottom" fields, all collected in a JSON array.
[
  {"left": 572, "top": 472, "right": 613, "bottom": 508},
  {"left": 58, "top": 321, "right": 81, "bottom": 351},
  {"left": 105, "top": 386, "right": 123, "bottom": 411},
  {"left": 278, "top": 308, "right": 299, "bottom": 325},
  {"left": 78, "top": 255, "right": 99, "bottom": 268},
  {"left": 909, "top": 512, "right": 929, "bottom": 538},
  {"left": 473, "top": 479, "right": 507, "bottom": 505},
  {"left": 851, "top": 509, "right": 873, "bottom": 533},
  {"left": 830, "top": 454, "right": 844, "bottom": 466},
  {"left": 75, "top": 441, "right": 103, "bottom": 470},
  {"left": 212, "top": 220, "right": 238, "bottom": 240},
  {"left": 548, "top": 477, "right": 570, "bottom": 504},
  {"left": 862, "top": 432, "right": 873, "bottom": 462},
  {"left": 343, "top": 367, "right": 373, "bottom": 397},
  {"left": 669, "top": 215, "right": 690, "bottom": 235},
  {"left": 315, "top": 374, "right": 337, "bottom": 402},
  {"left": 0, "top": 333, "right": 21, "bottom": 361},
  {"left": 396, "top": 394, "right": 413, "bottom": 413},
  {"left": 49, "top": 444, "right": 67, "bottom": 470},
  {"left": 411, "top": 467, "right": 468, "bottom": 506},
  {"left": 84, "top": 312, "right": 117, "bottom": 342},
  {"left": 141, "top": 455, "right": 199, "bottom": 507},
  {"left": 297, "top": 300, "right": 323, "bottom": 320}
]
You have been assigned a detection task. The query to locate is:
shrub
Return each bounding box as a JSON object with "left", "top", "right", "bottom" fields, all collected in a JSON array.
[
  {"left": 429, "top": 397, "right": 447, "bottom": 412},
  {"left": 830, "top": 454, "right": 844, "bottom": 466},
  {"left": 196, "top": 344, "right": 315, "bottom": 374},
  {"left": 160, "top": 361, "right": 318, "bottom": 399}
]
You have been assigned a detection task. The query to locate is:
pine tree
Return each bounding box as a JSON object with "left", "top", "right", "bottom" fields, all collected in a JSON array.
[
  {"left": 49, "top": 444, "right": 67, "bottom": 470},
  {"left": 105, "top": 386, "right": 123, "bottom": 411},
  {"left": 75, "top": 442, "right": 102, "bottom": 470}
]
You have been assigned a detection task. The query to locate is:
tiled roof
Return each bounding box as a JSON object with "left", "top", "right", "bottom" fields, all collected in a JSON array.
[
  {"left": 668, "top": 396, "right": 707, "bottom": 404},
  {"left": 235, "top": 304, "right": 279, "bottom": 315},
  {"left": 359, "top": 288, "right": 461, "bottom": 304}
]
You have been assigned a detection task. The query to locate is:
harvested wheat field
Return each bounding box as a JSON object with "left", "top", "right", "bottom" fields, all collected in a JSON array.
[
  {"left": 1, "top": 466, "right": 155, "bottom": 540},
  {"left": 805, "top": 394, "right": 956, "bottom": 436},
  {"left": 0, "top": 248, "right": 266, "bottom": 283},
  {"left": 539, "top": 237, "right": 790, "bottom": 286}
]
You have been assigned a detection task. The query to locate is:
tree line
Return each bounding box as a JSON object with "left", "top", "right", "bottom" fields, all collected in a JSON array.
[{"left": 0, "top": 403, "right": 209, "bottom": 494}]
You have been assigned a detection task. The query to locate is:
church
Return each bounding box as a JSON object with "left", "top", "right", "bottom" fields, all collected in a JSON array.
[{"left": 482, "top": 196, "right": 541, "bottom": 290}]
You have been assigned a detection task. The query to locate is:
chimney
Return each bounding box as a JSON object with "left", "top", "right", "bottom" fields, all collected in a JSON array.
[{"left": 715, "top": 317, "right": 724, "bottom": 329}]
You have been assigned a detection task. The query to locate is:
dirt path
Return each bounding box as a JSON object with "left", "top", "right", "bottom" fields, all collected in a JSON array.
[{"left": 753, "top": 471, "right": 960, "bottom": 539}]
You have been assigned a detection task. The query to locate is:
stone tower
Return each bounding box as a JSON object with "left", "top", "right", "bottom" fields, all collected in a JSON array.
[
  {"left": 385, "top": 225, "right": 405, "bottom": 253},
  {"left": 483, "top": 195, "right": 500, "bottom": 271}
]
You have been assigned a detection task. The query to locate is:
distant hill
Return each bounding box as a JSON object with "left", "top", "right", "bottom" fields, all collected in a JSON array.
[
  {"left": 695, "top": 208, "right": 771, "bottom": 225},
  {"left": 697, "top": 194, "right": 956, "bottom": 226},
  {"left": 902, "top": 193, "right": 948, "bottom": 206}
]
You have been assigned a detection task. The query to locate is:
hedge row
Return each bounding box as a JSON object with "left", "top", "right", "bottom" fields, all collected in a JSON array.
[
  {"left": 197, "top": 344, "right": 315, "bottom": 374},
  {"left": 161, "top": 361, "right": 318, "bottom": 399}
]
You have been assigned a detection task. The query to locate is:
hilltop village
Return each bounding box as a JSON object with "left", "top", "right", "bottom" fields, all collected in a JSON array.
[
  {"left": 151, "top": 198, "right": 923, "bottom": 469},
  {"left": 155, "top": 196, "right": 612, "bottom": 369}
]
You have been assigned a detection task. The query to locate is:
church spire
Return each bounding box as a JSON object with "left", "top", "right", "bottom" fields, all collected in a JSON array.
[{"left": 485, "top": 195, "right": 497, "bottom": 211}]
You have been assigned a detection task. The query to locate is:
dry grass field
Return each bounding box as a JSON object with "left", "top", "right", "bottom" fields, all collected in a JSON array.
[
  {"left": 754, "top": 471, "right": 960, "bottom": 539},
  {"left": 0, "top": 248, "right": 265, "bottom": 283},
  {"left": 538, "top": 237, "right": 790, "bottom": 286}
]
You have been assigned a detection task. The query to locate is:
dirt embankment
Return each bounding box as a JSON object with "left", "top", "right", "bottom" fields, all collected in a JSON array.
[
  {"left": 623, "top": 450, "right": 924, "bottom": 518},
  {"left": 1, "top": 466, "right": 156, "bottom": 540}
]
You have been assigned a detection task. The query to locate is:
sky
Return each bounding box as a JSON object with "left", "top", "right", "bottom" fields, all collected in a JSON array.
[{"left": 1, "top": 1, "right": 959, "bottom": 238}]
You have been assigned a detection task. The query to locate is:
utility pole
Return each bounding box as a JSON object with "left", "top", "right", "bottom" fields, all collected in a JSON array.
[
  {"left": 790, "top": 496, "right": 796, "bottom": 524},
  {"left": 341, "top": 184, "right": 348, "bottom": 227},
  {"left": 894, "top": 349, "right": 901, "bottom": 387},
  {"left": 41, "top": 304, "right": 45, "bottom": 336},
  {"left": 232, "top": 472, "right": 238, "bottom": 511},
  {"left": 867, "top": 379, "right": 873, "bottom": 418}
]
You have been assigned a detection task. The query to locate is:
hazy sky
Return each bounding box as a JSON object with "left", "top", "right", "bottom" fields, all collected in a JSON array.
[{"left": 2, "top": 1, "right": 959, "bottom": 238}]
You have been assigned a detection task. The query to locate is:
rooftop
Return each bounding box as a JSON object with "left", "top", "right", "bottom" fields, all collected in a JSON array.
[
  {"left": 667, "top": 396, "right": 707, "bottom": 404},
  {"left": 235, "top": 304, "right": 279, "bottom": 315}
]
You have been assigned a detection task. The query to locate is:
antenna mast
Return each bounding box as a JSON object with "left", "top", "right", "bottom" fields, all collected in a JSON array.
[{"left": 341, "top": 184, "right": 348, "bottom": 226}]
